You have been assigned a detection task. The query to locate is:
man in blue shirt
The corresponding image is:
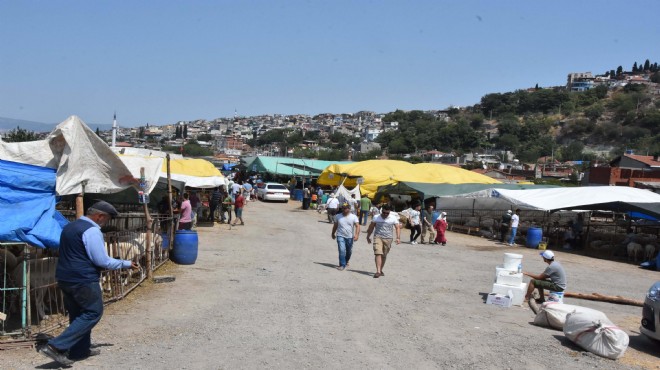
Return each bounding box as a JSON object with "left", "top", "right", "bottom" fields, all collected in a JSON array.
[{"left": 39, "top": 201, "right": 138, "bottom": 366}]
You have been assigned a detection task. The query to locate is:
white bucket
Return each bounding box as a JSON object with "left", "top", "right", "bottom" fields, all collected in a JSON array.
[{"left": 503, "top": 253, "right": 523, "bottom": 270}]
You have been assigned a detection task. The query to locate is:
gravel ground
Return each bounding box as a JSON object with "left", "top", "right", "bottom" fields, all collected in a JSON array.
[{"left": 3, "top": 200, "right": 660, "bottom": 369}]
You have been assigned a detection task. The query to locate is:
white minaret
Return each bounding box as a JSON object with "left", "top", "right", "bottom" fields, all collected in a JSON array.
[{"left": 111, "top": 111, "right": 118, "bottom": 148}]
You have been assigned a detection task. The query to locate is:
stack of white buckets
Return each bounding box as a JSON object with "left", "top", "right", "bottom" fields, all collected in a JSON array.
[{"left": 492, "top": 253, "right": 528, "bottom": 306}]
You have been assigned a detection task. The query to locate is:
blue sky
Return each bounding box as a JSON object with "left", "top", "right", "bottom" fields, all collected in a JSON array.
[{"left": 1, "top": 1, "right": 658, "bottom": 126}]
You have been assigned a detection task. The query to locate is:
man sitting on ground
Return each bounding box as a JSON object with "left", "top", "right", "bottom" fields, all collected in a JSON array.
[{"left": 522, "top": 250, "right": 567, "bottom": 313}]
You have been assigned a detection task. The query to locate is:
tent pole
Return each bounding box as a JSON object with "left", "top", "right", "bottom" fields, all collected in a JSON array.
[
  {"left": 166, "top": 155, "right": 175, "bottom": 253},
  {"left": 141, "top": 167, "right": 153, "bottom": 280}
]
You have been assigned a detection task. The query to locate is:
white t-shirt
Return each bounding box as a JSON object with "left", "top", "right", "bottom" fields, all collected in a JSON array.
[
  {"left": 334, "top": 213, "right": 359, "bottom": 238},
  {"left": 231, "top": 183, "right": 242, "bottom": 195},
  {"left": 409, "top": 209, "right": 421, "bottom": 226},
  {"left": 372, "top": 213, "right": 399, "bottom": 239},
  {"left": 326, "top": 197, "right": 339, "bottom": 209},
  {"left": 511, "top": 214, "right": 520, "bottom": 228}
]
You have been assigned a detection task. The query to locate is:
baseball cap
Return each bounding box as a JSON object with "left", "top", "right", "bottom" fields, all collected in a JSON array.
[
  {"left": 540, "top": 250, "right": 554, "bottom": 260},
  {"left": 341, "top": 202, "right": 350, "bottom": 209},
  {"left": 507, "top": 210, "right": 512, "bottom": 214},
  {"left": 89, "top": 201, "right": 119, "bottom": 219}
]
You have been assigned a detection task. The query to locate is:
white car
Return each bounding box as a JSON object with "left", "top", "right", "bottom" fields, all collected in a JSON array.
[
  {"left": 257, "top": 183, "right": 290, "bottom": 202},
  {"left": 641, "top": 280, "right": 660, "bottom": 341}
]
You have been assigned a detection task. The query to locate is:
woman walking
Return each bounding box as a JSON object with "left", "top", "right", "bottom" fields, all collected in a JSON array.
[
  {"left": 434, "top": 212, "right": 448, "bottom": 246},
  {"left": 409, "top": 203, "right": 422, "bottom": 244}
]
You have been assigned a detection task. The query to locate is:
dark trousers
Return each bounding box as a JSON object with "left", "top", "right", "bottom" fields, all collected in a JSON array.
[
  {"left": 410, "top": 225, "right": 421, "bottom": 242},
  {"left": 209, "top": 203, "right": 219, "bottom": 221},
  {"left": 49, "top": 281, "right": 103, "bottom": 359},
  {"left": 359, "top": 210, "right": 369, "bottom": 225},
  {"left": 500, "top": 224, "right": 509, "bottom": 242}
]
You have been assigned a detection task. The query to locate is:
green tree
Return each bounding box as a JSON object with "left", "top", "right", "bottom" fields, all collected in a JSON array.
[
  {"left": 95, "top": 127, "right": 101, "bottom": 137},
  {"left": 584, "top": 104, "right": 604, "bottom": 121},
  {"left": 197, "top": 133, "right": 214, "bottom": 142},
  {"left": 181, "top": 142, "right": 213, "bottom": 156},
  {"left": 559, "top": 141, "right": 584, "bottom": 162},
  {"left": 644, "top": 59, "right": 651, "bottom": 71},
  {"left": 616, "top": 66, "right": 623, "bottom": 76},
  {"left": 2, "top": 127, "right": 39, "bottom": 142},
  {"left": 609, "top": 69, "right": 616, "bottom": 78},
  {"left": 632, "top": 62, "right": 638, "bottom": 72},
  {"left": 183, "top": 125, "right": 188, "bottom": 139}
]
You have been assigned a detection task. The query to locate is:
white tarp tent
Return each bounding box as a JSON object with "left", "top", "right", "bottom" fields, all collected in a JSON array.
[
  {"left": 0, "top": 115, "right": 135, "bottom": 195},
  {"left": 118, "top": 155, "right": 164, "bottom": 194},
  {"left": 447, "top": 186, "right": 660, "bottom": 217}
]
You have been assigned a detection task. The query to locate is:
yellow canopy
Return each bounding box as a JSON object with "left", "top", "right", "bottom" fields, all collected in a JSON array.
[
  {"left": 161, "top": 158, "right": 225, "bottom": 188},
  {"left": 317, "top": 160, "right": 501, "bottom": 197},
  {"left": 163, "top": 158, "right": 223, "bottom": 177}
]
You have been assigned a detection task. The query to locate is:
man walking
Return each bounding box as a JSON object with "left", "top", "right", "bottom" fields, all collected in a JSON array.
[
  {"left": 508, "top": 209, "right": 521, "bottom": 246},
  {"left": 420, "top": 205, "right": 436, "bottom": 244},
  {"left": 331, "top": 203, "right": 360, "bottom": 270},
  {"left": 326, "top": 194, "right": 339, "bottom": 223},
  {"left": 359, "top": 193, "right": 371, "bottom": 226},
  {"left": 209, "top": 187, "right": 222, "bottom": 222},
  {"left": 39, "top": 201, "right": 138, "bottom": 366},
  {"left": 221, "top": 190, "right": 233, "bottom": 224},
  {"left": 366, "top": 204, "right": 401, "bottom": 278},
  {"left": 231, "top": 190, "right": 246, "bottom": 226}
]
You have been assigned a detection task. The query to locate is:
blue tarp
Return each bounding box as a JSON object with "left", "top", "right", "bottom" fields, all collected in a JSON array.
[
  {"left": 0, "top": 159, "right": 68, "bottom": 248},
  {"left": 222, "top": 163, "right": 237, "bottom": 171}
]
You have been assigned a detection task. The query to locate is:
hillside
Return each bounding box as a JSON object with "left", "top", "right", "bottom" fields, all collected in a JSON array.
[{"left": 377, "top": 80, "right": 660, "bottom": 163}]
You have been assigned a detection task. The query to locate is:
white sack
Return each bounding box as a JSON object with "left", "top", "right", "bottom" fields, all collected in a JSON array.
[
  {"left": 533, "top": 302, "right": 608, "bottom": 330},
  {"left": 563, "top": 311, "right": 629, "bottom": 359}
]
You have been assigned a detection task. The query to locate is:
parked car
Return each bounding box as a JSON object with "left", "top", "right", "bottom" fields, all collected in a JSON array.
[
  {"left": 256, "top": 183, "right": 290, "bottom": 202},
  {"left": 641, "top": 280, "right": 660, "bottom": 342}
]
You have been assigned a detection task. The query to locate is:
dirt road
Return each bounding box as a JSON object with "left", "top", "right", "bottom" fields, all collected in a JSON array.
[{"left": 5, "top": 200, "right": 660, "bottom": 369}]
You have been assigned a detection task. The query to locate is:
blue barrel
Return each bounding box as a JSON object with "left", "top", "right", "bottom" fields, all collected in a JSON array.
[
  {"left": 171, "top": 230, "right": 198, "bottom": 264},
  {"left": 526, "top": 227, "right": 543, "bottom": 249},
  {"left": 292, "top": 189, "right": 303, "bottom": 201}
]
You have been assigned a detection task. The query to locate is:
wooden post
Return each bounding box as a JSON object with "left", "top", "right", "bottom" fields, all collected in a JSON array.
[
  {"left": 75, "top": 180, "right": 87, "bottom": 219},
  {"left": 166, "top": 155, "right": 174, "bottom": 252},
  {"left": 140, "top": 167, "right": 154, "bottom": 279}
]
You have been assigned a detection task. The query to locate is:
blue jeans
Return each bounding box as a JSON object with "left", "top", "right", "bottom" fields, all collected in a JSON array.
[
  {"left": 49, "top": 281, "right": 104, "bottom": 358},
  {"left": 509, "top": 227, "right": 518, "bottom": 245},
  {"left": 336, "top": 236, "right": 354, "bottom": 267},
  {"left": 359, "top": 210, "right": 369, "bottom": 225}
]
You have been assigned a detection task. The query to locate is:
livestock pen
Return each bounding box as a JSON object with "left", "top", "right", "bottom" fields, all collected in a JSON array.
[
  {"left": 439, "top": 207, "right": 659, "bottom": 263},
  {"left": 0, "top": 207, "right": 174, "bottom": 346}
]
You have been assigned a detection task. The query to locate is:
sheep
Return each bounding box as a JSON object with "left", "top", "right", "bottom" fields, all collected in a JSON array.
[
  {"left": 11, "top": 257, "right": 59, "bottom": 321},
  {"left": 627, "top": 242, "right": 643, "bottom": 263},
  {"left": 644, "top": 244, "right": 657, "bottom": 262}
]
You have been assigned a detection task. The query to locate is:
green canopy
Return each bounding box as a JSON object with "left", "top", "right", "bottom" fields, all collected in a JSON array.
[{"left": 242, "top": 156, "right": 352, "bottom": 177}]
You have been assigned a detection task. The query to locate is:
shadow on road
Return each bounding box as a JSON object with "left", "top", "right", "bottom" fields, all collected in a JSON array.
[
  {"left": 627, "top": 333, "right": 660, "bottom": 357},
  {"left": 314, "top": 261, "right": 374, "bottom": 277},
  {"left": 551, "top": 334, "right": 587, "bottom": 352},
  {"left": 478, "top": 292, "right": 489, "bottom": 303}
]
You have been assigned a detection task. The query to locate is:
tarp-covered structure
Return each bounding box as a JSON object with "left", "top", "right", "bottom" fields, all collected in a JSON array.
[
  {"left": 375, "top": 181, "right": 555, "bottom": 202},
  {"left": 0, "top": 115, "right": 140, "bottom": 248},
  {"left": 448, "top": 186, "right": 660, "bottom": 218},
  {"left": 1, "top": 115, "right": 136, "bottom": 195},
  {"left": 243, "top": 156, "right": 352, "bottom": 177},
  {"left": 164, "top": 158, "right": 225, "bottom": 188},
  {"left": 0, "top": 160, "right": 68, "bottom": 248},
  {"left": 318, "top": 160, "right": 502, "bottom": 197}
]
